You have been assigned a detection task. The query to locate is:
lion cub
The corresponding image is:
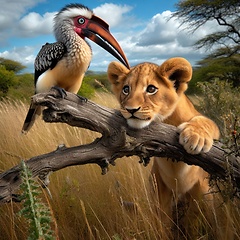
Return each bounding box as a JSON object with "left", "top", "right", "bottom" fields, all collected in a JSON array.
[{"left": 107, "top": 57, "right": 219, "bottom": 221}]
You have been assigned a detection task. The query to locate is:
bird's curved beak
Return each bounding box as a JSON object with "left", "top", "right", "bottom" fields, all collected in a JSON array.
[{"left": 82, "top": 15, "right": 130, "bottom": 69}]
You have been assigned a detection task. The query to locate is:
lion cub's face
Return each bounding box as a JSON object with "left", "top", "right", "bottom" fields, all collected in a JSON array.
[{"left": 108, "top": 58, "right": 192, "bottom": 129}]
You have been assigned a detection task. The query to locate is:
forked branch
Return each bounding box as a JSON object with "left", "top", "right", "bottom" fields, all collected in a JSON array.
[{"left": 0, "top": 89, "right": 239, "bottom": 202}]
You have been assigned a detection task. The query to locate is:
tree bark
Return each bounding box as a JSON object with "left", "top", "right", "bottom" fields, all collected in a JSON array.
[{"left": 0, "top": 89, "right": 239, "bottom": 203}]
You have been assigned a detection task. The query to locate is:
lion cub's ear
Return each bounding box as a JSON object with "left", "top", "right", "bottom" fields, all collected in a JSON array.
[
  {"left": 158, "top": 57, "right": 192, "bottom": 94},
  {"left": 107, "top": 61, "right": 130, "bottom": 86}
]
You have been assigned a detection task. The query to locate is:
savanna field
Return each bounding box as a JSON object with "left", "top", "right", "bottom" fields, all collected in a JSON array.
[
  {"left": 0, "top": 86, "right": 240, "bottom": 239},
  {"left": 1, "top": 0, "right": 239, "bottom": 238}
]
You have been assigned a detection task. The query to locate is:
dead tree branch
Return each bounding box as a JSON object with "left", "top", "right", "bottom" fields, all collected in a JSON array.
[{"left": 0, "top": 89, "right": 239, "bottom": 203}]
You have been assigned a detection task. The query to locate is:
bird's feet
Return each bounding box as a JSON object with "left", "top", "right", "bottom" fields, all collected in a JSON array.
[
  {"left": 50, "top": 86, "right": 87, "bottom": 103},
  {"left": 51, "top": 86, "right": 67, "bottom": 98},
  {"left": 76, "top": 95, "right": 88, "bottom": 103}
]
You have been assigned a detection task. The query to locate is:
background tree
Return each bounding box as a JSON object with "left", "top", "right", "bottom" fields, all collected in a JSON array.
[
  {"left": 188, "top": 54, "right": 240, "bottom": 91},
  {"left": 0, "top": 57, "right": 26, "bottom": 73},
  {"left": 0, "top": 65, "right": 16, "bottom": 97},
  {"left": 0, "top": 58, "right": 27, "bottom": 98},
  {"left": 0, "top": 57, "right": 109, "bottom": 100},
  {"left": 172, "top": 0, "right": 240, "bottom": 88}
]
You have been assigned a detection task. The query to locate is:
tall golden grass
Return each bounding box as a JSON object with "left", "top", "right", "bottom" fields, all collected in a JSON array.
[{"left": 0, "top": 93, "right": 239, "bottom": 240}]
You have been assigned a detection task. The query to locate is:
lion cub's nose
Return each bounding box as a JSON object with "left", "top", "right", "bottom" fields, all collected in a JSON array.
[{"left": 126, "top": 107, "right": 140, "bottom": 114}]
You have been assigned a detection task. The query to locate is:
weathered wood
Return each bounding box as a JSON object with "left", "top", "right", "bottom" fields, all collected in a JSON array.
[{"left": 0, "top": 89, "right": 239, "bottom": 203}]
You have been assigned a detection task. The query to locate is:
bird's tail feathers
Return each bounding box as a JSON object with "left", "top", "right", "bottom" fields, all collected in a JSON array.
[{"left": 22, "top": 104, "right": 42, "bottom": 134}]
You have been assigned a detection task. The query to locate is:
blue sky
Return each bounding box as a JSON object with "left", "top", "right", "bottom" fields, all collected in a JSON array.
[{"left": 0, "top": 0, "right": 218, "bottom": 73}]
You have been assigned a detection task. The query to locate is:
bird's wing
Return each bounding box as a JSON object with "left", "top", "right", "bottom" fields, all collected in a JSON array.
[
  {"left": 34, "top": 42, "right": 67, "bottom": 85},
  {"left": 22, "top": 42, "right": 66, "bottom": 133}
]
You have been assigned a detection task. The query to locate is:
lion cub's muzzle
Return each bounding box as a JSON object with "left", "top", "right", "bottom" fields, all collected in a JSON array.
[{"left": 120, "top": 107, "right": 154, "bottom": 129}]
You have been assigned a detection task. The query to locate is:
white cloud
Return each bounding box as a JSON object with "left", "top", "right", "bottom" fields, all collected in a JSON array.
[
  {"left": 134, "top": 11, "right": 176, "bottom": 46},
  {"left": 18, "top": 12, "right": 56, "bottom": 37},
  {"left": 93, "top": 3, "right": 133, "bottom": 28},
  {"left": 0, "top": 3, "right": 224, "bottom": 73},
  {"left": 0, "top": 0, "right": 40, "bottom": 30},
  {"left": 121, "top": 10, "right": 223, "bottom": 68},
  {"left": 0, "top": 1, "right": 48, "bottom": 72},
  {"left": 0, "top": 2, "right": 136, "bottom": 72},
  {"left": 0, "top": 0, "right": 47, "bottom": 46},
  {"left": 133, "top": 11, "right": 196, "bottom": 47},
  {"left": 0, "top": 2, "right": 42, "bottom": 27},
  {"left": 0, "top": 46, "right": 35, "bottom": 71}
]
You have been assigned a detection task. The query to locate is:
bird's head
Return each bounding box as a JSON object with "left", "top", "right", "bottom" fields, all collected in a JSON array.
[{"left": 54, "top": 3, "right": 130, "bottom": 69}]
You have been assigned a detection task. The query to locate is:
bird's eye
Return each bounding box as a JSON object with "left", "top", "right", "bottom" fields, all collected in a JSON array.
[
  {"left": 146, "top": 85, "right": 158, "bottom": 94},
  {"left": 77, "top": 17, "right": 85, "bottom": 25},
  {"left": 122, "top": 85, "right": 130, "bottom": 95}
]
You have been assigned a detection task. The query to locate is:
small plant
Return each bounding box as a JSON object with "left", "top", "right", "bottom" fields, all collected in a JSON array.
[
  {"left": 196, "top": 80, "right": 240, "bottom": 133},
  {"left": 19, "top": 160, "right": 55, "bottom": 240},
  {"left": 196, "top": 80, "right": 240, "bottom": 151}
]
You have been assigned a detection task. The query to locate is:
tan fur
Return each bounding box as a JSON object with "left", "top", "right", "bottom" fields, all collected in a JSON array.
[{"left": 107, "top": 57, "right": 220, "bottom": 221}]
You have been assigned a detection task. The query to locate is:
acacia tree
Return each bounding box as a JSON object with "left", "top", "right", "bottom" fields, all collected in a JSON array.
[
  {"left": 0, "top": 65, "right": 15, "bottom": 96},
  {"left": 190, "top": 55, "right": 240, "bottom": 88},
  {"left": 0, "top": 58, "right": 26, "bottom": 73},
  {"left": 172, "top": 0, "right": 240, "bottom": 87},
  {"left": 0, "top": 58, "right": 27, "bottom": 97}
]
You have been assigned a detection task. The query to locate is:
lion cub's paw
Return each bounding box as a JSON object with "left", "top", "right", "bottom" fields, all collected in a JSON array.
[{"left": 177, "top": 118, "right": 214, "bottom": 155}]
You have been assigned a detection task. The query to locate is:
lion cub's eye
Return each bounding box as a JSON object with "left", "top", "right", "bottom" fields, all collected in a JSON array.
[
  {"left": 146, "top": 85, "right": 158, "bottom": 94},
  {"left": 122, "top": 85, "right": 130, "bottom": 95}
]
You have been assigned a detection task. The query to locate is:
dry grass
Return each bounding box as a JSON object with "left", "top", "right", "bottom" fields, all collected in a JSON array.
[{"left": 0, "top": 93, "right": 239, "bottom": 240}]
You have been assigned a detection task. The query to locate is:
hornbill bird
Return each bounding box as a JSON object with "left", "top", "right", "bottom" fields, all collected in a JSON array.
[{"left": 22, "top": 3, "right": 130, "bottom": 133}]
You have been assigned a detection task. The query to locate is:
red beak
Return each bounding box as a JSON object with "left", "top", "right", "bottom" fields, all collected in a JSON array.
[{"left": 82, "top": 15, "right": 130, "bottom": 69}]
